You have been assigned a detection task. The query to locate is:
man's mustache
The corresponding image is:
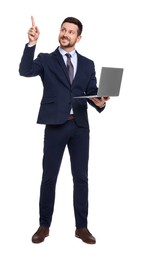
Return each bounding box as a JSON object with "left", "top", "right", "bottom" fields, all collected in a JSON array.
[{"left": 61, "top": 36, "right": 70, "bottom": 41}]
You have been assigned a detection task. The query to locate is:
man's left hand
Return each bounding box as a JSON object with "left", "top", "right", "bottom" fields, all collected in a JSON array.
[{"left": 90, "top": 96, "right": 110, "bottom": 108}]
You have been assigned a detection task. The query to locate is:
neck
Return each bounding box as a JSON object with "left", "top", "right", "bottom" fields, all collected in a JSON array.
[{"left": 60, "top": 46, "right": 75, "bottom": 53}]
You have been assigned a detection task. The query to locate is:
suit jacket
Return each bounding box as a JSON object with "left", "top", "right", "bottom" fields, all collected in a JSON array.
[{"left": 19, "top": 44, "right": 105, "bottom": 127}]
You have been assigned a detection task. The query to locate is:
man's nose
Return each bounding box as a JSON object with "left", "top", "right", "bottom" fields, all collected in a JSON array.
[{"left": 63, "top": 31, "right": 69, "bottom": 37}]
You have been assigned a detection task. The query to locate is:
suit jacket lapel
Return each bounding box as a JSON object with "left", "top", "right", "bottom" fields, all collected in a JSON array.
[
  {"left": 53, "top": 48, "right": 71, "bottom": 86},
  {"left": 53, "top": 49, "right": 85, "bottom": 88},
  {"left": 71, "top": 53, "right": 84, "bottom": 88}
]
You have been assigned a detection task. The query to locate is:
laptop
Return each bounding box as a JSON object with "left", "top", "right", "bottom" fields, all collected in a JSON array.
[{"left": 74, "top": 67, "right": 124, "bottom": 98}]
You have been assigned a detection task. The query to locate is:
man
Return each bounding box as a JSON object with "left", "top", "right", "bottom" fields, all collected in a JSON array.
[{"left": 19, "top": 16, "right": 109, "bottom": 244}]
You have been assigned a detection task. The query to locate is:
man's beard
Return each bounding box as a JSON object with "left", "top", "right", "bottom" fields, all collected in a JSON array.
[{"left": 59, "top": 37, "right": 74, "bottom": 48}]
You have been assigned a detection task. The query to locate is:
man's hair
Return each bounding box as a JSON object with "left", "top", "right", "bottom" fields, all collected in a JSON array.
[{"left": 61, "top": 17, "right": 83, "bottom": 36}]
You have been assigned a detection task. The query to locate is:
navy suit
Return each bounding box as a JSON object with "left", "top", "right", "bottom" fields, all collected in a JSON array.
[{"left": 19, "top": 44, "right": 105, "bottom": 228}]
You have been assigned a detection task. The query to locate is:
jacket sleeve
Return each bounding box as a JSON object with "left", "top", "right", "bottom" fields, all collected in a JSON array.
[
  {"left": 19, "top": 44, "right": 43, "bottom": 77},
  {"left": 87, "top": 99, "right": 105, "bottom": 113}
]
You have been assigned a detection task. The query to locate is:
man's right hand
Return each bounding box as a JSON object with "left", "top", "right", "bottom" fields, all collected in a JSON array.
[{"left": 28, "top": 16, "right": 40, "bottom": 45}]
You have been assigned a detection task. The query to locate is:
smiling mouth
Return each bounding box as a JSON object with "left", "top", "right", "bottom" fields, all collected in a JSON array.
[{"left": 61, "top": 37, "right": 69, "bottom": 42}]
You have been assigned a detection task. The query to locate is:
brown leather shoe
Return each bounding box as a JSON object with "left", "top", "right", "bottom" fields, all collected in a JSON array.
[
  {"left": 75, "top": 228, "right": 96, "bottom": 244},
  {"left": 32, "top": 226, "right": 49, "bottom": 243}
]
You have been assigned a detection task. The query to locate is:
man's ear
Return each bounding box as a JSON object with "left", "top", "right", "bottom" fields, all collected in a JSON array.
[{"left": 77, "top": 35, "right": 82, "bottom": 43}]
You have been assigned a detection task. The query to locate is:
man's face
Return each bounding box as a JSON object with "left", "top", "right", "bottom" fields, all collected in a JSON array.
[{"left": 58, "top": 22, "right": 81, "bottom": 50}]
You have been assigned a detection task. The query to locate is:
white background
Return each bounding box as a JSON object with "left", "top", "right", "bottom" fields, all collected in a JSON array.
[{"left": 0, "top": 0, "right": 142, "bottom": 259}]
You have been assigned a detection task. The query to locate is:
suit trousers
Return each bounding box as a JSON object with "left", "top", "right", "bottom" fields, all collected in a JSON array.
[{"left": 39, "top": 119, "right": 90, "bottom": 228}]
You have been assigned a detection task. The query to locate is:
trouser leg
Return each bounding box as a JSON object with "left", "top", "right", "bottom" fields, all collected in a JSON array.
[
  {"left": 68, "top": 124, "right": 90, "bottom": 228},
  {"left": 39, "top": 125, "right": 67, "bottom": 227}
]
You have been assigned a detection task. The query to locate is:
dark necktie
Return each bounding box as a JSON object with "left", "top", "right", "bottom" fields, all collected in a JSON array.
[{"left": 65, "top": 53, "right": 74, "bottom": 84}]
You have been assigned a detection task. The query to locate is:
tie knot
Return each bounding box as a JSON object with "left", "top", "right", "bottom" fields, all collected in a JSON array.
[{"left": 65, "top": 53, "right": 71, "bottom": 59}]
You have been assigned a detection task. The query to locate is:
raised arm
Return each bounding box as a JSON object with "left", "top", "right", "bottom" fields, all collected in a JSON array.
[
  {"left": 19, "top": 16, "right": 41, "bottom": 77},
  {"left": 28, "top": 16, "right": 40, "bottom": 45}
]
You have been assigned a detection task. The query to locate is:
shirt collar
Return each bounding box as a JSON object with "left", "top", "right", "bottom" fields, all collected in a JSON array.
[{"left": 58, "top": 47, "right": 76, "bottom": 57}]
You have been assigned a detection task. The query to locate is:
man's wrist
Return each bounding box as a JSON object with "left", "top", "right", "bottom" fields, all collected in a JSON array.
[{"left": 28, "top": 41, "right": 37, "bottom": 47}]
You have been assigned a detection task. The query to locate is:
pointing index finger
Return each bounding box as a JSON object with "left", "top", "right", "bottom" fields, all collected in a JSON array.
[{"left": 31, "top": 16, "right": 36, "bottom": 27}]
